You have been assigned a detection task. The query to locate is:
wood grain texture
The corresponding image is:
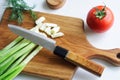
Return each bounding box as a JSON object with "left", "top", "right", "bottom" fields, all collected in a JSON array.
[
  {"left": 1, "top": 8, "right": 120, "bottom": 80},
  {"left": 65, "top": 51, "right": 104, "bottom": 76},
  {"left": 46, "top": 0, "right": 66, "bottom": 9}
]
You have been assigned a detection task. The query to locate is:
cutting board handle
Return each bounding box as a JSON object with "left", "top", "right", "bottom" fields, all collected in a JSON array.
[{"left": 84, "top": 47, "right": 120, "bottom": 66}]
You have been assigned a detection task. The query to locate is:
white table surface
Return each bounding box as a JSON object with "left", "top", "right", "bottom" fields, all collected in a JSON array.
[{"left": 1, "top": 0, "right": 120, "bottom": 80}]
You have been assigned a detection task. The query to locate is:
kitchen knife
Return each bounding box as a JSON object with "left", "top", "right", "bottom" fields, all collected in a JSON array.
[{"left": 8, "top": 24, "right": 104, "bottom": 76}]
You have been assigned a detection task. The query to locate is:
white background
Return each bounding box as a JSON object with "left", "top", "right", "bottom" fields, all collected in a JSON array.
[{"left": 1, "top": 0, "right": 120, "bottom": 80}]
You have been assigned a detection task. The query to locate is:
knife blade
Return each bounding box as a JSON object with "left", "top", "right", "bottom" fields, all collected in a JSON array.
[{"left": 8, "top": 24, "right": 104, "bottom": 76}]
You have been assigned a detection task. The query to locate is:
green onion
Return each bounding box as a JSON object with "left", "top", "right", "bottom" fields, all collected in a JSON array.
[
  {"left": 0, "top": 46, "right": 42, "bottom": 79},
  {"left": 0, "top": 39, "right": 31, "bottom": 63},
  {"left": 0, "top": 30, "right": 43, "bottom": 79},
  {"left": 0, "top": 36, "right": 42, "bottom": 79},
  {"left": 0, "top": 42, "right": 36, "bottom": 75},
  {"left": 1, "top": 36, "right": 23, "bottom": 51}
]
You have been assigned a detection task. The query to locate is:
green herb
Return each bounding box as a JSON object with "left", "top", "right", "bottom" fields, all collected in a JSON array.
[{"left": 7, "top": 0, "right": 37, "bottom": 24}]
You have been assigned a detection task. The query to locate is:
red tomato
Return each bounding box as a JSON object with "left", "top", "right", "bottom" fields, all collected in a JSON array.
[{"left": 86, "top": 5, "right": 114, "bottom": 33}]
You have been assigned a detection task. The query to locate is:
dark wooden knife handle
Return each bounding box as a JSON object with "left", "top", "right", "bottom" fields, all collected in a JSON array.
[{"left": 54, "top": 46, "right": 104, "bottom": 76}]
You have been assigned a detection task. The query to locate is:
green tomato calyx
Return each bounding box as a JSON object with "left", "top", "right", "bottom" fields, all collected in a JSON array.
[{"left": 94, "top": 6, "right": 106, "bottom": 19}]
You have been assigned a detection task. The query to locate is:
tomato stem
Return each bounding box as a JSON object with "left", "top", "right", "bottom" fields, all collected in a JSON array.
[{"left": 94, "top": 5, "right": 106, "bottom": 19}]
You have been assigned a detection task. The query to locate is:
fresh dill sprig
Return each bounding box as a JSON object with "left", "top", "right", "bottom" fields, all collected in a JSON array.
[{"left": 7, "top": 0, "right": 37, "bottom": 24}]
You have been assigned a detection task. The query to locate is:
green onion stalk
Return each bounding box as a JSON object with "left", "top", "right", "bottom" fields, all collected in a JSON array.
[
  {"left": 0, "top": 0, "right": 42, "bottom": 79},
  {"left": 0, "top": 36, "right": 43, "bottom": 80},
  {"left": 0, "top": 27, "right": 43, "bottom": 79}
]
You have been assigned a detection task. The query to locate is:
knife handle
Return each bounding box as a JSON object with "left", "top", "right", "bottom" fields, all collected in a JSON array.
[{"left": 54, "top": 46, "right": 104, "bottom": 76}]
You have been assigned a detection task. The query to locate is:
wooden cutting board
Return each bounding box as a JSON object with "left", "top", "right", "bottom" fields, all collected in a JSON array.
[{"left": 1, "top": 9, "right": 120, "bottom": 80}]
